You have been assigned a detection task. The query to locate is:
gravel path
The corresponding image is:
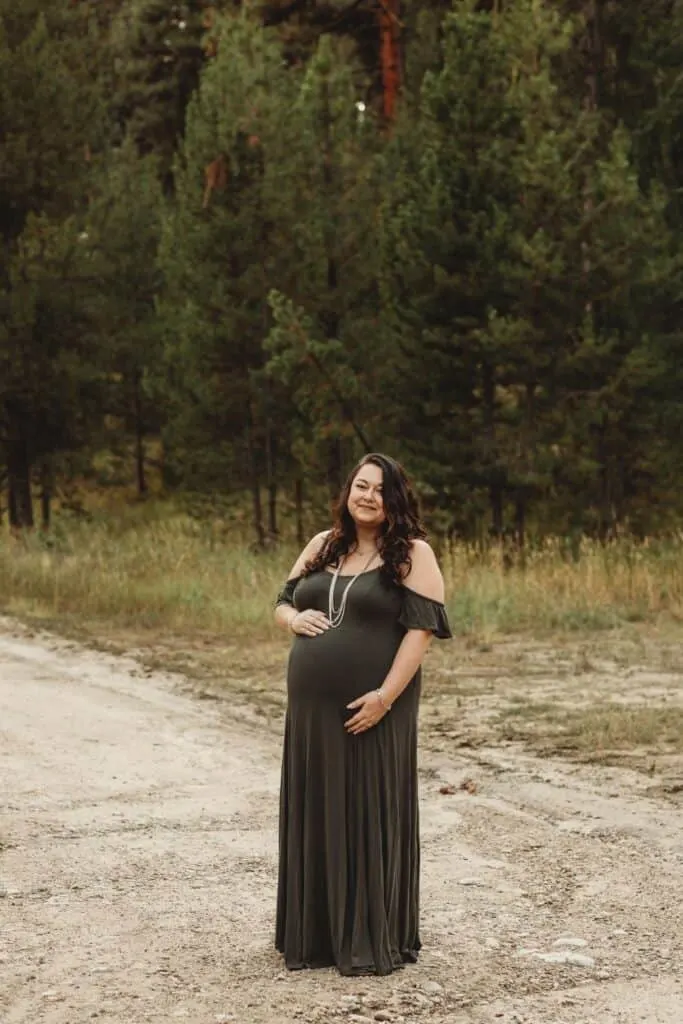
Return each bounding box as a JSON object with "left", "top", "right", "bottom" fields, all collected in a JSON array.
[{"left": 1, "top": 619, "right": 681, "bottom": 1024}]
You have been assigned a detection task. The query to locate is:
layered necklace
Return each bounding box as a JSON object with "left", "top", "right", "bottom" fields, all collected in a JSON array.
[{"left": 327, "top": 547, "right": 379, "bottom": 629}]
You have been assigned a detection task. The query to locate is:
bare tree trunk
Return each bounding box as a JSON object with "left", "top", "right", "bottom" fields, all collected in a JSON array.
[
  {"left": 245, "top": 411, "right": 265, "bottom": 548},
  {"left": 40, "top": 458, "right": 52, "bottom": 531},
  {"left": 490, "top": 483, "right": 503, "bottom": 540},
  {"left": 8, "top": 476, "right": 17, "bottom": 528},
  {"left": 596, "top": 413, "right": 615, "bottom": 541},
  {"left": 513, "top": 380, "right": 536, "bottom": 561},
  {"left": 378, "top": 0, "right": 401, "bottom": 123},
  {"left": 251, "top": 479, "right": 265, "bottom": 548},
  {"left": 514, "top": 491, "right": 526, "bottom": 568},
  {"left": 7, "top": 434, "right": 33, "bottom": 530},
  {"left": 482, "top": 360, "right": 503, "bottom": 539},
  {"left": 327, "top": 437, "right": 343, "bottom": 506},
  {"left": 133, "top": 371, "right": 147, "bottom": 497},
  {"left": 295, "top": 477, "right": 305, "bottom": 547},
  {"left": 266, "top": 425, "right": 278, "bottom": 538}
]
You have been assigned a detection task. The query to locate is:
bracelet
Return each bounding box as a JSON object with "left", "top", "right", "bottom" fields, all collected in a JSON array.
[{"left": 376, "top": 688, "right": 392, "bottom": 711}]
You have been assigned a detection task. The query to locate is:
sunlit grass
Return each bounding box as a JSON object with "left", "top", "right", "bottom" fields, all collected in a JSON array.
[{"left": 1, "top": 505, "right": 682, "bottom": 638}]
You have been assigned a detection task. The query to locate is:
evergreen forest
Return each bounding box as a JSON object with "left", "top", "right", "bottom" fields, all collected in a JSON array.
[{"left": 3, "top": 0, "right": 683, "bottom": 545}]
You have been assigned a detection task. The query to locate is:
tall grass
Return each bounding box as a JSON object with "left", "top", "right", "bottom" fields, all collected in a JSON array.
[
  {"left": 1, "top": 507, "right": 682, "bottom": 637},
  {"left": 440, "top": 534, "right": 683, "bottom": 634}
]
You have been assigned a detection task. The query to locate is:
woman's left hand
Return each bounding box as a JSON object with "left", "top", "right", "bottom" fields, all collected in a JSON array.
[{"left": 345, "top": 691, "right": 389, "bottom": 735}]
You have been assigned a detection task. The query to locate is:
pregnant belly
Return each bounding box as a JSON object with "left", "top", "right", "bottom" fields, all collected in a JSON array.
[{"left": 286, "top": 625, "right": 400, "bottom": 707}]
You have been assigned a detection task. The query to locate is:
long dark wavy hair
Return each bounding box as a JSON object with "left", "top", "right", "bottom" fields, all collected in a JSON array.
[{"left": 303, "top": 453, "right": 427, "bottom": 586}]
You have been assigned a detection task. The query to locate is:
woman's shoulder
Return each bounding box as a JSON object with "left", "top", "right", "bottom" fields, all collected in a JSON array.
[
  {"left": 407, "top": 537, "right": 439, "bottom": 565},
  {"left": 307, "top": 529, "right": 331, "bottom": 555},
  {"left": 403, "top": 538, "right": 444, "bottom": 601},
  {"left": 286, "top": 529, "right": 331, "bottom": 580}
]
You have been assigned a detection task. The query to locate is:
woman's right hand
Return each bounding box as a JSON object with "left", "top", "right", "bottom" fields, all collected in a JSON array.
[{"left": 291, "top": 609, "right": 330, "bottom": 637}]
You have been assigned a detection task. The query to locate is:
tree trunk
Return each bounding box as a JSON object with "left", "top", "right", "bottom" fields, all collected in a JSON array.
[
  {"left": 514, "top": 381, "right": 535, "bottom": 561},
  {"left": 268, "top": 481, "right": 277, "bottom": 539},
  {"left": 596, "top": 412, "right": 614, "bottom": 541},
  {"left": 133, "top": 371, "right": 147, "bottom": 496},
  {"left": 8, "top": 476, "right": 17, "bottom": 528},
  {"left": 482, "top": 360, "right": 503, "bottom": 540},
  {"left": 327, "top": 437, "right": 343, "bottom": 506},
  {"left": 378, "top": 0, "right": 401, "bottom": 123},
  {"left": 266, "top": 425, "right": 278, "bottom": 538},
  {"left": 245, "top": 411, "right": 265, "bottom": 548},
  {"left": 40, "top": 458, "right": 52, "bottom": 531},
  {"left": 295, "top": 477, "right": 305, "bottom": 547},
  {"left": 7, "top": 436, "right": 33, "bottom": 530},
  {"left": 490, "top": 483, "right": 503, "bottom": 541},
  {"left": 251, "top": 478, "right": 265, "bottom": 548},
  {"left": 514, "top": 491, "right": 526, "bottom": 568}
]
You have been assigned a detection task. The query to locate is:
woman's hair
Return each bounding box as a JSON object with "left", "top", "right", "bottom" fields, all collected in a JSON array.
[{"left": 303, "top": 453, "right": 426, "bottom": 586}]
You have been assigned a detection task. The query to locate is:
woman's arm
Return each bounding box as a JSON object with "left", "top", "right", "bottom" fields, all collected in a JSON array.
[
  {"left": 274, "top": 530, "right": 330, "bottom": 635},
  {"left": 345, "top": 539, "right": 446, "bottom": 735}
]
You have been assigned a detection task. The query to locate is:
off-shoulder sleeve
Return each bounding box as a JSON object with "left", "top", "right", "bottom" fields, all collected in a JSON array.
[
  {"left": 399, "top": 588, "right": 453, "bottom": 639},
  {"left": 275, "top": 576, "right": 301, "bottom": 608}
]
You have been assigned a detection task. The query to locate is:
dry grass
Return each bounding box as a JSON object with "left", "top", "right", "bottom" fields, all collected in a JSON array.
[
  {"left": 1, "top": 505, "right": 682, "bottom": 639},
  {"left": 439, "top": 535, "right": 683, "bottom": 634},
  {"left": 0, "top": 505, "right": 286, "bottom": 637},
  {"left": 498, "top": 701, "right": 683, "bottom": 756}
]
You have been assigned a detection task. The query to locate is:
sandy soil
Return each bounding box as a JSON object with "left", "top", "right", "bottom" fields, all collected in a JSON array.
[{"left": 1, "top": 617, "right": 682, "bottom": 1024}]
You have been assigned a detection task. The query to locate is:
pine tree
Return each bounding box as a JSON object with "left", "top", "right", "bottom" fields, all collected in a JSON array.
[
  {"left": 82, "top": 139, "right": 165, "bottom": 497},
  {"left": 157, "top": 12, "right": 298, "bottom": 539},
  {"left": 109, "top": 0, "right": 212, "bottom": 182},
  {"left": 380, "top": 0, "right": 673, "bottom": 540},
  {"left": 263, "top": 34, "right": 381, "bottom": 502},
  {"left": 0, "top": 2, "right": 106, "bottom": 527}
]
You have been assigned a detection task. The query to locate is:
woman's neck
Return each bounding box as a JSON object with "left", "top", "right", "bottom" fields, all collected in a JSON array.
[{"left": 353, "top": 529, "right": 380, "bottom": 553}]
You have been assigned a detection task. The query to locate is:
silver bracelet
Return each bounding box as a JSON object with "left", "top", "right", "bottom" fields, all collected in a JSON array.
[{"left": 376, "top": 688, "right": 392, "bottom": 711}]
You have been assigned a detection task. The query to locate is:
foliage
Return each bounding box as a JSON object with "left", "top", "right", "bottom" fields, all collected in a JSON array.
[
  {"left": 379, "top": 0, "right": 682, "bottom": 539},
  {"left": 0, "top": 0, "right": 107, "bottom": 525},
  {"left": 1, "top": 0, "right": 683, "bottom": 544}
]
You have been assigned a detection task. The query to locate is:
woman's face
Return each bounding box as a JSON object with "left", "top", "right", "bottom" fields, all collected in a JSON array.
[{"left": 347, "top": 462, "right": 386, "bottom": 532}]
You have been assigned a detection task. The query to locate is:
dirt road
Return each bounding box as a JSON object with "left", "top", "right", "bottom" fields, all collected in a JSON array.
[{"left": 1, "top": 618, "right": 681, "bottom": 1024}]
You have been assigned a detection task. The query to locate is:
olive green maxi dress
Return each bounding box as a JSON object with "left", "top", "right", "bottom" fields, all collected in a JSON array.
[{"left": 275, "top": 566, "right": 452, "bottom": 977}]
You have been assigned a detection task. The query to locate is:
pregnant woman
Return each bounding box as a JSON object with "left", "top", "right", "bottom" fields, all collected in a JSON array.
[{"left": 274, "top": 452, "right": 452, "bottom": 976}]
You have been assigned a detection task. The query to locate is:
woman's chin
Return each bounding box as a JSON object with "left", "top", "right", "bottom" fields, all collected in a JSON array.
[{"left": 352, "top": 511, "right": 384, "bottom": 529}]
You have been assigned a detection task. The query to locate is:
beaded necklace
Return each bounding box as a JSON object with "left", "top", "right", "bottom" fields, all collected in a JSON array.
[{"left": 327, "top": 549, "right": 379, "bottom": 628}]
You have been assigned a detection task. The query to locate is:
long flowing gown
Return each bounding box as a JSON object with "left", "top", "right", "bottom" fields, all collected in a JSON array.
[{"left": 275, "top": 566, "right": 452, "bottom": 976}]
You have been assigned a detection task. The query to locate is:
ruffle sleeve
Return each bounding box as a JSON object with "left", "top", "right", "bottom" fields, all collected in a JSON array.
[
  {"left": 399, "top": 588, "right": 453, "bottom": 639},
  {"left": 275, "top": 576, "right": 301, "bottom": 608}
]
